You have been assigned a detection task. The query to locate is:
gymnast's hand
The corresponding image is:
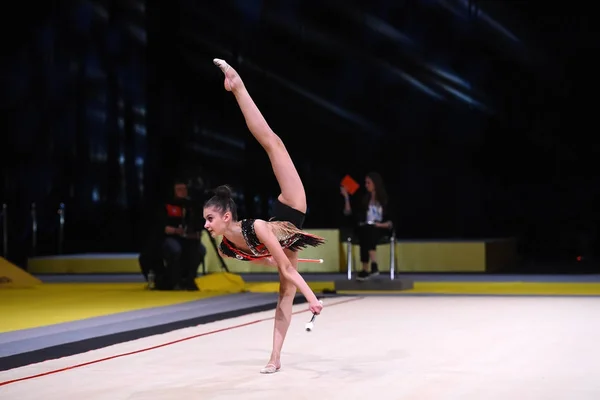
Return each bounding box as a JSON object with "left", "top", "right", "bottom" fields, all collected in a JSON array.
[{"left": 309, "top": 299, "right": 323, "bottom": 315}]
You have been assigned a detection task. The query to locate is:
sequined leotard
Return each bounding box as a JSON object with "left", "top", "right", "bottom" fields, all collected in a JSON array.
[{"left": 219, "top": 219, "right": 326, "bottom": 261}]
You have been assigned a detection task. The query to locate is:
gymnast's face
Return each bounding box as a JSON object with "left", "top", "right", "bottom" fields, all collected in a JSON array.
[{"left": 203, "top": 206, "right": 232, "bottom": 237}]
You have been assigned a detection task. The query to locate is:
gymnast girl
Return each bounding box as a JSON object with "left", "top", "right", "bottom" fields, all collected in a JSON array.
[{"left": 203, "top": 58, "right": 325, "bottom": 374}]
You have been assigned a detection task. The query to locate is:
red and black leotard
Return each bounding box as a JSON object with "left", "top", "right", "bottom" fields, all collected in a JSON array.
[{"left": 219, "top": 219, "right": 325, "bottom": 261}]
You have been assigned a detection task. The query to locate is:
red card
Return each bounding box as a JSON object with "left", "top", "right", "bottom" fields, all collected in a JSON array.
[{"left": 340, "top": 175, "right": 360, "bottom": 195}]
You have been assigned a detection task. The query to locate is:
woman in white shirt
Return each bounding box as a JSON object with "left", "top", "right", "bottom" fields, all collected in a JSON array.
[{"left": 341, "top": 172, "right": 394, "bottom": 280}]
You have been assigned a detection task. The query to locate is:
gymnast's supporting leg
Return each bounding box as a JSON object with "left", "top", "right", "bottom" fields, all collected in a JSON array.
[{"left": 260, "top": 250, "right": 298, "bottom": 374}]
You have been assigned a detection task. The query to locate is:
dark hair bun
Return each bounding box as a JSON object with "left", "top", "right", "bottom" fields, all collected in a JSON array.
[{"left": 214, "top": 185, "right": 233, "bottom": 199}]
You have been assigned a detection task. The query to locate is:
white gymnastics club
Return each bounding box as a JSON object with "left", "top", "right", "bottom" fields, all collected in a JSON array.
[{"left": 305, "top": 300, "right": 324, "bottom": 332}]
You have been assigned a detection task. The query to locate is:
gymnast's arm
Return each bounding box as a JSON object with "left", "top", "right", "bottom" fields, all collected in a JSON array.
[
  {"left": 252, "top": 220, "right": 292, "bottom": 271},
  {"left": 253, "top": 220, "right": 318, "bottom": 303}
]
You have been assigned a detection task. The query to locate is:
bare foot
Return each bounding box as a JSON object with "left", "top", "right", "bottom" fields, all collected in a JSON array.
[{"left": 213, "top": 58, "right": 244, "bottom": 92}]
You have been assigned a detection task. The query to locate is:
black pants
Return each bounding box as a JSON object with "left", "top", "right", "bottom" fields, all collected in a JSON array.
[
  {"left": 357, "top": 225, "right": 387, "bottom": 263},
  {"left": 162, "top": 236, "right": 205, "bottom": 289}
]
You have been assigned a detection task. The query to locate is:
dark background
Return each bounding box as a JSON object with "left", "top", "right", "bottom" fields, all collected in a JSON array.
[{"left": 1, "top": 0, "right": 598, "bottom": 272}]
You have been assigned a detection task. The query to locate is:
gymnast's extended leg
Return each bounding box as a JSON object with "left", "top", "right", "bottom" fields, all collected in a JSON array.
[{"left": 213, "top": 58, "right": 306, "bottom": 213}]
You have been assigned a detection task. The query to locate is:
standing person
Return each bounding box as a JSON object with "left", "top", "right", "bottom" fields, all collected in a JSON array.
[
  {"left": 341, "top": 172, "right": 394, "bottom": 280},
  {"left": 203, "top": 58, "right": 324, "bottom": 374}
]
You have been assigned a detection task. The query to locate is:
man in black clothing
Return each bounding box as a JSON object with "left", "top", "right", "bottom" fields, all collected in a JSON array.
[
  {"left": 139, "top": 180, "right": 206, "bottom": 290},
  {"left": 163, "top": 180, "right": 206, "bottom": 290}
]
